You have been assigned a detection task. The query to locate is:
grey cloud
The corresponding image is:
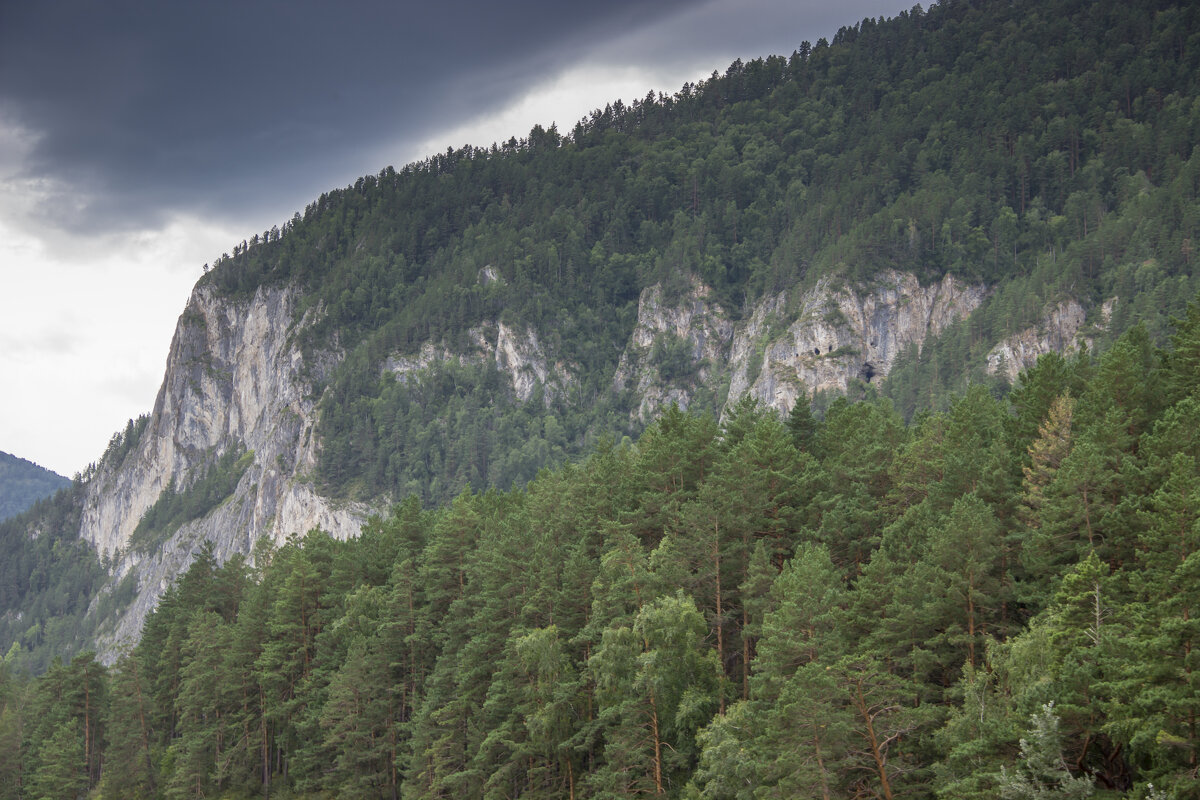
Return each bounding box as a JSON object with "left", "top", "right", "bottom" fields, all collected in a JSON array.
[
  {"left": 0, "top": 0, "right": 699, "bottom": 234},
  {"left": 0, "top": 329, "right": 82, "bottom": 360}
]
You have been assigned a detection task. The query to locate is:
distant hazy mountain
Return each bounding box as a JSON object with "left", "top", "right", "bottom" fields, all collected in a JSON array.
[{"left": 0, "top": 450, "right": 70, "bottom": 520}]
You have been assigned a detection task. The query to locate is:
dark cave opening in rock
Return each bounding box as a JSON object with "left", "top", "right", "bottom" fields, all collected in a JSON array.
[{"left": 860, "top": 362, "right": 876, "bottom": 382}]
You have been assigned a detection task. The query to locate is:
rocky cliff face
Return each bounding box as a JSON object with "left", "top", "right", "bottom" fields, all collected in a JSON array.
[
  {"left": 75, "top": 268, "right": 1095, "bottom": 658},
  {"left": 985, "top": 298, "right": 1115, "bottom": 382},
  {"left": 385, "top": 320, "right": 574, "bottom": 403},
  {"left": 613, "top": 270, "right": 987, "bottom": 421},
  {"left": 612, "top": 277, "right": 734, "bottom": 420},
  {"left": 727, "top": 271, "right": 986, "bottom": 415},
  {"left": 84, "top": 282, "right": 587, "bottom": 657},
  {"left": 83, "top": 283, "right": 370, "bottom": 657}
]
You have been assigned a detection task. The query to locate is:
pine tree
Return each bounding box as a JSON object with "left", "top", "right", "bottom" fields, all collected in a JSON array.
[
  {"left": 1007, "top": 353, "right": 1088, "bottom": 457},
  {"left": 101, "top": 655, "right": 157, "bottom": 800},
  {"left": 223, "top": 566, "right": 273, "bottom": 795},
  {"left": 320, "top": 634, "right": 396, "bottom": 798},
  {"left": 0, "top": 674, "right": 26, "bottom": 800},
  {"left": 691, "top": 544, "right": 855, "bottom": 800},
  {"left": 787, "top": 389, "right": 818, "bottom": 452},
  {"left": 830, "top": 654, "right": 932, "bottom": 800},
  {"left": 589, "top": 593, "right": 720, "bottom": 797},
  {"left": 1023, "top": 418, "right": 1129, "bottom": 593},
  {"left": 167, "top": 611, "right": 234, "bottom": 797},
  {"left": 1162, "top": 294, "right": 1200, "bottom": 404},
  {"left": 999, "top": 703, "right": 1094, "bottom": 800},
  {"left": 508, "top": 625, "right": 581, "bottom": 799},
  {"left": 1020, "top": 394, "right": 1076, "bottom": 530},
  {"left": 1010, "top": 553, "right": 1132, "bottom": 789},
  {"left": 27, "top": 720, "right": 88, "bottom": 800},
  {"left": 813, "top": 397, "right": 907, "bottom": 572},
  {"left": 925, "top": 493, "right": 1006, "bottom": 671},
  {"left": 933, "top": 663, "right": 1024, "bottom": 800},
  {"left": 625, "top": 405, "right": 719, "bottom": 546},
  {"left": 1107, "top": 451, "right": 1200, "bottom": 796}
]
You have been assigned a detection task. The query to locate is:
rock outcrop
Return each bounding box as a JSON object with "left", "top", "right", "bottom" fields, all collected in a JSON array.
[
  {"left": 727, "top": 271, "right": 986, "bottom": 414},
  {"left": 73, "top": 268, "right": 1103, "bottom": 659},
  {"left": 613, "top": 277, "right": 734, "bottom": 420},
  {"left": 984, "top": 298, "right": 1114, "bottom": 382},
  {"left": 82, "top": 283, "right": 370, "bottom": 657},
  {"left": 385, "top": 320, "right": 574, "bottom": 404},
  {"left": 613, "top": 270, "right": 987, "bottom": 421}
]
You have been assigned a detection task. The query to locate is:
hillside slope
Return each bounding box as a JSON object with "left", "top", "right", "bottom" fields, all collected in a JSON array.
[
  {"left": 0, "top": 0, "right": 1196, "bottom": 667},
  {"left": 9, "top": 296, "right": 1200, "bottom": 798}
]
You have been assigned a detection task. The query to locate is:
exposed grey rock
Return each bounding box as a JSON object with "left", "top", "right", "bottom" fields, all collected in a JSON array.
[
  {"left": 384, "top": 320, "right": 575, "bottom": 404},
  {"left": 727, "top": 271, "right": 986, "bottom": 414},
  {"left": 613, "top": 270, "right": 987, "bottom": 421},
  {"left": 72, "top": 268, "right": 1106, "bottom": 661},
  {"left": 985, "top": 298, "right": 1114, "bottom": 383},
  {"left": 478, "top": 265, "right": 505, "bottom": 286},
  {"left": 613, "top": 276, "right": 734, "bottom": 420},
  {"left": 83, "top": 284, "right": 371, "bottom": 660}
]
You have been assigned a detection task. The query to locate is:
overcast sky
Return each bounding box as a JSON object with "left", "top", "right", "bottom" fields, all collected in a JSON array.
[{"left": 0, "top": 0, "right": 908, "bottom": 477}]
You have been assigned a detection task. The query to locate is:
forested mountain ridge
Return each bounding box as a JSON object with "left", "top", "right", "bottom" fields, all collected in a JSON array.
[
  {"left": 0, "top": 451, "right": 68, "bottom": 521},
  {"left": 201, "top": 0, "right": 1200, "bottom": 498},
  {"left": 0, "top": 0, "right": 1197, "bottom": 679}
]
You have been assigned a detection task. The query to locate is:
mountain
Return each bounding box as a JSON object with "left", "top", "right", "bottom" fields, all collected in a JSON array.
[
  {"left": 0, "top": 451, "right": 69, "bottom": 521},
  {"left": 0, "top": 0, "right": 1197, "bottom": 670}
]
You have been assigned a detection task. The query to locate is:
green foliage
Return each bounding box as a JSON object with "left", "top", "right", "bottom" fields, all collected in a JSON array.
[
  {"left": 999, "top": 703, "right": 1095, "bottom": 800},
  {"left": 10, "top": 294, "right": 1200, "bottom": 796},
  {"left": 99, "top": 415, "right": 150, "bottom": 474},
  {"left": 0, "top": 481, "right": 105, "bottom": 673},
  {"left": 650, "top": 333, "right": 701, "bottom": 383},
  {"left": 28, "top": 720, "right": 88, "bottom": 800},
  {"left": 317, "top": 357, "right": 611, "bottom": 504},
  {"left": 128, "top": 447, "right": 254, "bottom": 552}
]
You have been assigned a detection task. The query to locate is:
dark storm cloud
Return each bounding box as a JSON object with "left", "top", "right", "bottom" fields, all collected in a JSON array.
[{"left": 0, "top": 0, "right": 699, "bottom": 233}]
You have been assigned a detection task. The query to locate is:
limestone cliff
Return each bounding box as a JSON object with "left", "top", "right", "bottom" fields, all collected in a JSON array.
[
  {"left": 612, "top": 278, "right": 734, "bottom": 420},
  {"left": 73, "top": 268, "right": 1099, "bottom": 659},
  {"left": 985, "top": 298, "right": 1115, "bottom": 382},
  {"left": 82, "top": 280, "right": 590, "bottom": 659},
  {"left": 384, "top": 320, "right": 575, "bottom": 404},
  {"left": 82, "top": 283, "right": 370, "bottom": 657},
  {"left": 614, "top": 270, "right": 987, "bottom": 421},
  {"left": 727, "top": 271, "right": 986, "bottom": 415}
]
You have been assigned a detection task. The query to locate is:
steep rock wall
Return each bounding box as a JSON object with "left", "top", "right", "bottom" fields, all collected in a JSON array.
[
  {"left": 728, "top": 271, "right": 986, "bottom": 414},
  {"left": 385, "top": 320, "right": 574, "bottom": 403},
  {"left": 613, "top": 278, "right": 734, "bottom": 420},
  {"left": 985, "top": 298, "right": 1115, "bottom": 382},
  {"left": 77, "top": 269, "right": 1099, "bottom": 657},
  {"left": 83, "top": 284, "right": 369, "bottom": 657},
  {"left": 615, "top": 270, "right": 987, "bottom": 421}
]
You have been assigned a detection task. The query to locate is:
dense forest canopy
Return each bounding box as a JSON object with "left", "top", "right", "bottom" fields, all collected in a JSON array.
[
  {"left": 0, "top": 418, "right": 148, "bottom": 674},
  {"left": 6, "top": 299, "right": 1200, "bottom": 798}
]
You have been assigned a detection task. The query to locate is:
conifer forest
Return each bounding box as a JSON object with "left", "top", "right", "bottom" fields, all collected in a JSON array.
[{"left": 3, "top": 0, "right": 1200, "bottom": 797}]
